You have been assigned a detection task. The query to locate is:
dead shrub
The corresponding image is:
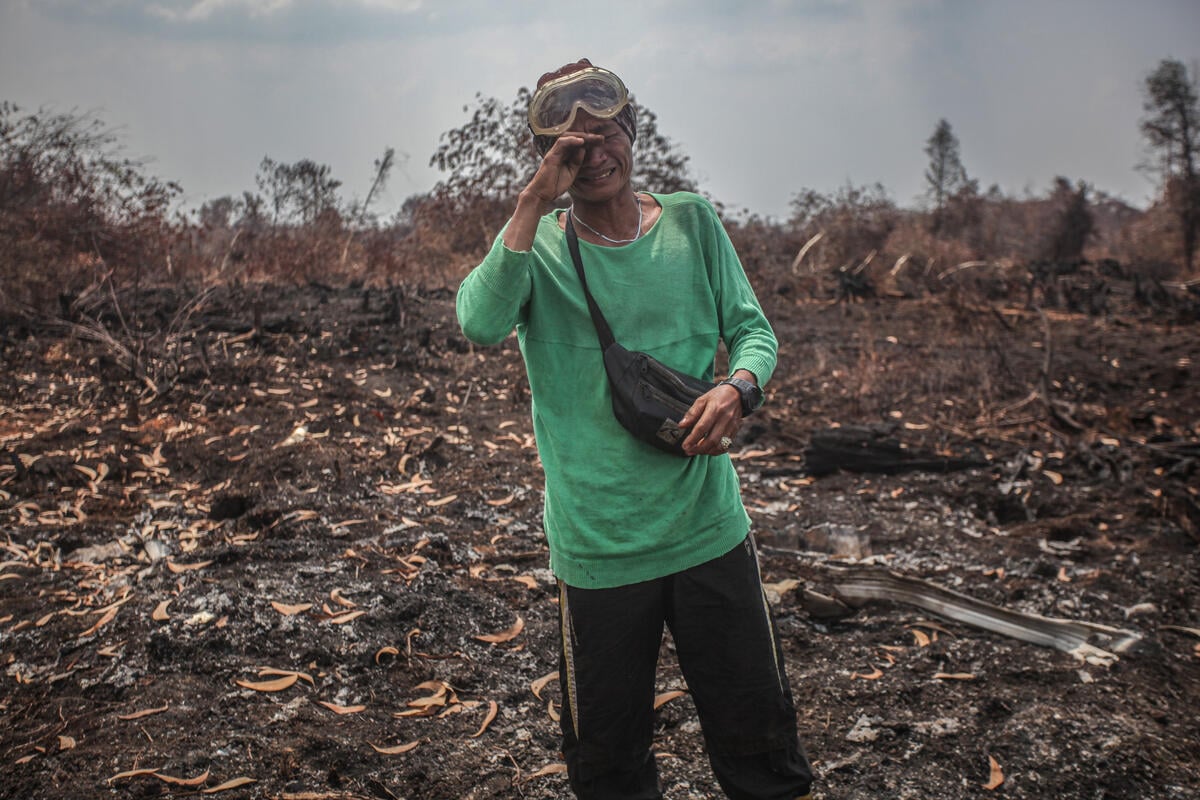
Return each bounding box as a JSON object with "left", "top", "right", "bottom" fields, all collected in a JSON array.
[{"left": 0, "top": 103, "right": 181, "bottom": 313}]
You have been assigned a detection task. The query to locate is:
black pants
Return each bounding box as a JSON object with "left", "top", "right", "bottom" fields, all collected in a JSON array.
[{"left": 558, "top": 536, "right": 814, "bottom": 800}]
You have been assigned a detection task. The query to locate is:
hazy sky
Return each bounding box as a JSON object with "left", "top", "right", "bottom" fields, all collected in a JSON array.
[{"left": 2, "top": 0, "right": 1198, "bottom": 221}]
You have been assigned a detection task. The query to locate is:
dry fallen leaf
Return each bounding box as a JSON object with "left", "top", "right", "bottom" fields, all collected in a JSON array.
[
  {"left": 329, "top": 588, "right": 357, "bottom": 608},
  {"left": 762, "top": 578, "right": 802, "bottom": 604},
  {"left": 108, "top": 768, "right": 162, "bottom": 783},
  {"left": 512, "top": 575, "right": 539, "bottom": 590},
  {"left": 914, "top": 620, "right": 955, "bottom": 637},
  {"left": 438, "top": 704, "right": 466, "bottom": 719},
  {"left": 653, "top": 690, "right": 688, "bottom": 710},
  {"left": 271, "top": 601, "right": 313, "bottom": 616},
  {"left": 983, "top": 755, "right": 1005, "bottom": 790},
  {"left": 731, "top": 448, "right": 772, "bottom": 460},
  {"left": 531, "top": 671, "right": 559, "bottom": 700},
  {"left": 475, "top": 616, "right": 525, "bottom": 644},
  {"left": 274, "top": 425, "right": 308, "bottom": 448},
  {"left": 370, "top": 740, "right": 421, "bottom": 755},
  {"left": 317, "top": 701, "right": 366, "bottom": 715},
  {"left": 201, "top": 777, "right": 256, "bottom": 794},
  {"left": 155, "top": 769, "right": 211, "bottom": 787},
  {"left": 470, "top": 700, "right": 499, "bottom": 738},
  {"left": 256, "top": 667, "right": 315, "bottom": 686},
  {"left": 109, "top": 768, "right": 210, "bottom": 787},
  {"left": 58, "top": 735, "right": 76, "bottom": 750},
  {"left": 80, "top": 606, "right": 119, "bottom": 638},
  {"left": 394, "top": 708, "right": 434, "bottom": 718},
  {"left": 151, "top": 599, "right": 172, "bottom": 622},
  {"left": 118, "top": 704, "right": 168, "bottom": 721},
  {"left": 526, "top": 763, "right": 568, "bottom": 780},
  {"left": 166, "top": 559, "right": 213, "bottom": 574},
  {"left": 235, "top": 674, "right": 299, "bottom": 692},
  {"left": 406, "top": 681, "right": 453, "bottom": 710}
]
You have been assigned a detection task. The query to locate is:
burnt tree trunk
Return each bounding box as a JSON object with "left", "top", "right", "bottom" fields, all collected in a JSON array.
[{"left": 804, "top": 425, "right": 988, "bottom": 476}]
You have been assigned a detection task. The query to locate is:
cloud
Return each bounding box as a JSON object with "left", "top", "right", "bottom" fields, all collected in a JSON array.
[
  {"left": 145, "top": 0, "right": 298, "bottom": 23},
  {"left": 145, "top": 0, "right": 427, "bottom": 23},
  {"left": 4, "top": 0, "right": 1197, "bottom": 216},
  {"left": 31, "top": 0, "right": 479, "bottom": 43}
]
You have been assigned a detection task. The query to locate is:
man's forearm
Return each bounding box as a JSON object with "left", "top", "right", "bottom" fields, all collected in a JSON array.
[{"left": 502, "top": 191, "right": 549, "bottom": 252}]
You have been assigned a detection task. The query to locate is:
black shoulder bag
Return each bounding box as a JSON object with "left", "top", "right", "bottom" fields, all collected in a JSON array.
[{"left": 565, "top": 214, "right": 716, "bottom": 457}]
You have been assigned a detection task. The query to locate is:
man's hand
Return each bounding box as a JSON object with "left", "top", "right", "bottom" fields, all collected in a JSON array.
[
  {"left": 679, "top": 383, "right": 743, "bottom": 457},
  {"left": 502, "top": 133, "right": 605, "bottom": 252},
  {"left": 526, "top": 133, "right": 605, "bottom": 204},
  {"left": 679, "top": 369, "right": 760, "bottom": 456}
]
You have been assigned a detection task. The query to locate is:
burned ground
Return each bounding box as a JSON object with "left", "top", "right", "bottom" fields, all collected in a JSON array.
[{"left": 1, "top": 274, "right": 1197, "bottom": 799}]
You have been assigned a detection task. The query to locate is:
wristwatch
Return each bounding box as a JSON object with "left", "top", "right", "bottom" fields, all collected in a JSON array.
[{"left": 719, "top": 377, "right": 764, "bottom": 417}]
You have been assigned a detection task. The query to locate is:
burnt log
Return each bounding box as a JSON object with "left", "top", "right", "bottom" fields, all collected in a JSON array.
[
  {"left": 804, "top": 425, "right": 989, "bottom": 476},
  {"left": 836, "top": 269, "right": 875, "bottom": 303}
]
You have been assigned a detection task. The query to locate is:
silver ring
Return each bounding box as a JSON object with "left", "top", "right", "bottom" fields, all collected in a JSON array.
[{"left": 719, "top": 436, "right": 732, "bottom": 451}]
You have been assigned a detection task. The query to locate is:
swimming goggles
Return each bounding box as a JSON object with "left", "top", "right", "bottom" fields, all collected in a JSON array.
[{"left": 527, "top": 67, "right": 630, "bottom": 136}]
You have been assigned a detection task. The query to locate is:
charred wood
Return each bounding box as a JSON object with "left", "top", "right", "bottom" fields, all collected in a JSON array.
[{"left": 803, "top": 425, "right": 988, "bottom": 476}]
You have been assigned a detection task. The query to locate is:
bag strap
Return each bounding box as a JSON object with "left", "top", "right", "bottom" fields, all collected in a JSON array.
[{"left": 565, "top": 212, "right": 616, "bottom": 351}]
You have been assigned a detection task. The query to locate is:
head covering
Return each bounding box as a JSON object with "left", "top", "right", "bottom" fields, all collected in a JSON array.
[{"left": 531, "top": 58, "right": 637, "bottom": 156}]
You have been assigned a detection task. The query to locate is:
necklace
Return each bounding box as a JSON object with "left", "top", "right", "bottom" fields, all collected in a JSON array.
[{"left": 571, "top": 193, "right": 644, "bottom": 244}]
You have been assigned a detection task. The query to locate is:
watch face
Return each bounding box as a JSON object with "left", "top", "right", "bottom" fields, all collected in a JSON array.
[
  {"left": 728, "top": 378, "right": 763, "bottom": 413},
  {"left": 746, "top": 383, "right": 764, "bottom": 410}
]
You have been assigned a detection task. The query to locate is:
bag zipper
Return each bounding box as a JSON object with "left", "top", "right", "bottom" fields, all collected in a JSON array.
[
  {"left": 641, "top": 382, "right": 692, "bottom": 417},
  {"left": 642, "top": 356, "right": 708, "bottom": 396}
]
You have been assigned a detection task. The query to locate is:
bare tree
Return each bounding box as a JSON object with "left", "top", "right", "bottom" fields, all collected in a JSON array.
[
  {"left": 1042, "top": 177, "right": 1094, "bottom": 263},
  {"left": 340, "top": 147, "right": 396, "bottom": 267},
  {"left": 924, "top": 119, "right": 968, "bottom": 235},
  {"left": 255, "top": 156, "right": 295, "bottom": 226},
  {"left": 290, "top": 159, "right": 342, "bottom": 225},
  {"left": 1141, "top": 58, "right": 1200, "bottom": 272},
  {"left": 254, "top": 156, "right": 342, "bottom": 226}
]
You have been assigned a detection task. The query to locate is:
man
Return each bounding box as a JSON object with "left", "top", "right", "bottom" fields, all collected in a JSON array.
[{"left": 456, "top": 59, "right": 814, "bottom": 800}]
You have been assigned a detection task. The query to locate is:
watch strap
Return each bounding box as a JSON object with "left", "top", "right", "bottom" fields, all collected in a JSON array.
[{"left": 719, "top": 377, "right": 763, "bottom": 416}]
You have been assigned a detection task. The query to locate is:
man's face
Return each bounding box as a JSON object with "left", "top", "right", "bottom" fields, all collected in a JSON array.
[{"left": 564, "top": 111, "right": 633, "bottom": 203}]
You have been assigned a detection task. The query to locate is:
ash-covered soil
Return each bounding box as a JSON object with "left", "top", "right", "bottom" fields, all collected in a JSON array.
[{"left": 1, "top": 274, "right": 1197, "bottom": 799}]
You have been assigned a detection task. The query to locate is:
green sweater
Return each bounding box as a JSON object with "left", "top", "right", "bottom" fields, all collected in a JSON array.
[{"left": 456, "top": 191, "right": 777, "bottom": 589}]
